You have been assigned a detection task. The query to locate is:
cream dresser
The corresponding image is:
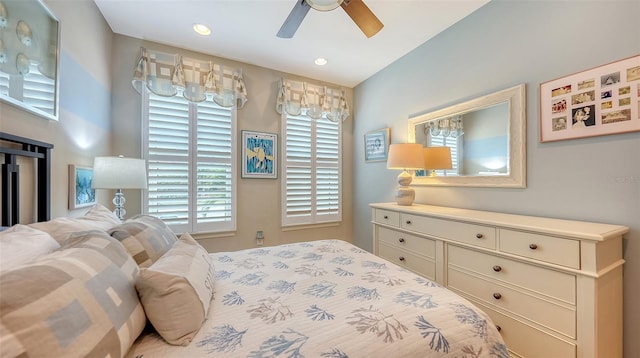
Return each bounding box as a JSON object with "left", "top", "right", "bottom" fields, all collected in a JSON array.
[{"left": 370, "top": 202, "right": 628, "bottom": 358}]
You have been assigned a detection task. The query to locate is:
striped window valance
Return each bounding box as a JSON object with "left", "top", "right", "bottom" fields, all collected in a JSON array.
[
  {"left": 132, "top": 47, "right": 247, "bottom": 108},
  {"left": 276, "top": 78, "right": 349, "bottom": 122}
]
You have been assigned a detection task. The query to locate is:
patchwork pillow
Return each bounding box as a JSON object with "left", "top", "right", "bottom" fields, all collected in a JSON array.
[
  {"left": 0, "top": 231, "right": 146, "bottom": 358},
  {"left": 0, "top": 225, "right": 60, "bottom": 272},
  {"left": 109, "top": 215, "right": 178, "bottom": 268},
  {"left": 28, "top": 204, "right": 121, "bottom": 244},
  {"left": 135, "top": 232, "right": 215, "bottom": 346}
]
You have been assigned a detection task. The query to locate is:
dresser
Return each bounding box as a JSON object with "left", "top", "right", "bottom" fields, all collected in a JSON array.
[{"left": 370, "top": 202, "right": 628, "bottom": 358}]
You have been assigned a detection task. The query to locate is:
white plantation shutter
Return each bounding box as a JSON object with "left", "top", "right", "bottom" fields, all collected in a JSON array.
[
  {"left": 429, "top": 135, "right": 459, "bottom": 176},
  {"left": 282, "top": 113, "right": 341, "bottom": 226},
  {"left": 22, "top": 64, "right": 56, "bottom": 115},
  {"left": 0, "top": 64, "right": 57, "bottom": 118},
  {"left": 146, "top": 94, "right": 190, "bottom": 230},
  {"left": 195, "top": 102, "right": 234, "bottom": 227},
  {"left": 143, "top": 89, "right": 236, "bottom": 233},
  {"left": 0, "top": 72, "right": 9, "bottom": 97}
]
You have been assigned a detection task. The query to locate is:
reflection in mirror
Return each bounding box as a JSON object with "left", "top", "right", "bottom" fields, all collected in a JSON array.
[
  {"left": 415, "top": 102, "right": 509, "bottom": 176},
  {"left": 408, "top": 84, "right": 526, "bottom": 188}
]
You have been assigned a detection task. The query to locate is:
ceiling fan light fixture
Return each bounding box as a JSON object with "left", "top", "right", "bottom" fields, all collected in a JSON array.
[
  {"left": 193, "top": 23, "right": 211, "bottom": 36},
  {"left": 314, "top": 57, "right": 328, "bottom": 66},
  {"left": 306, "top": 0, "right": 343, "bottom": 11}
]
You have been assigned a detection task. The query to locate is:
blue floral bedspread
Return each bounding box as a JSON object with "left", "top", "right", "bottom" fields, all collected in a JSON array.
[{"left": 127, "top": 239, "right": 509, "bottom": 357}]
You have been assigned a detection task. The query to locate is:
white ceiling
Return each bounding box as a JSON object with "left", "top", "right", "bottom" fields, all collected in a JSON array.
[{"left": 94, "top": 0, "right": 489, "bottom": 88}]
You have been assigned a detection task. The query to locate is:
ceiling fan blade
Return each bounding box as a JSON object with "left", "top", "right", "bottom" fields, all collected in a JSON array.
[
  {"left": 277, "top": 0, "right": 312, "bottom": 38},
  {"left": 340, "top": 0, "right": 383, "bottom": 38}
]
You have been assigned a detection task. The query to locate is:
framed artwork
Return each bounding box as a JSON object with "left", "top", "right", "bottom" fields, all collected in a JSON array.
[
  {"left": 539, "top": 54, "right": 640, "bottom": 142},
  {"left": 68, "top": 165, "right": 96, "bottom": 209},
  {"left": 242, "top": 130, "right": 277, "bottom": 179},
  {"left": 364, "top": 127, "right": 390, "bottom": 162},
  {"left": 0, "top": 0, "right": 60, "bottom": 121}
]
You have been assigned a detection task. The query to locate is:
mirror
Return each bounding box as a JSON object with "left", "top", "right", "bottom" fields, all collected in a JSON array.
[{"left": 408, "top": 84, "right": 526, "bottom": 188}]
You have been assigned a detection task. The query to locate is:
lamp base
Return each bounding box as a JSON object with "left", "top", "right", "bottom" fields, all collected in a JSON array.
[
  {"left": 112, "top": 189, "right": 126, "bottom": 221},
  {"left": 395, "top": 186, "right": 415, "bottom": 206},
  {"left": 395, "top": 170, "right": 415, "bottom": 205}
]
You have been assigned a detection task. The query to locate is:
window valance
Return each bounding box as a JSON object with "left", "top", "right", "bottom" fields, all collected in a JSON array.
[
  {"left": 276, "top": 78, "right": 349, "bottom": 122},
  {"left": 132, "top": 47, "right": 247, "bottom": 108}
]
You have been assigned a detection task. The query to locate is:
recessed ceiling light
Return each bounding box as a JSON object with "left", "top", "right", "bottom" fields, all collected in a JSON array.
[
  {"left": 314, "top": 57, "right": 328, "bottom": 66},
  {"left": 193, "top": 23, "right": 211, "bottom": 36}
]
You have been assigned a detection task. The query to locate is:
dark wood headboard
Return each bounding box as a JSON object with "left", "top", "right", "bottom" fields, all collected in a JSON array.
[{"left": 0, "top": 132, "right": 54, "bottom": 226}]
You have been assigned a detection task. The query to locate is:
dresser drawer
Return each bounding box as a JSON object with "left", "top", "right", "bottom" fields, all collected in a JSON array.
[
  {"left": 374, "top": 209, "right": 400, "bottom": 227},
  {"left": 378, "top": 243, "right": 436, "bottom": 280},
  {"left": 448, "top": 267, "right": 576, "bottom": 338},
  {"left": 378, "top": 227, "right": 436, "bottom": 259},
  {"left": 401, "top": 213, "right": 496, "bottom": 249},
  {"left": 474, "top": 301, "right": 577, "bottom": 358},
  {"left": 448, "top": 245, "right": 575, "bottom": 304},
  {"left": 500, "top": 229, "right": 580, "bottom": 269}
]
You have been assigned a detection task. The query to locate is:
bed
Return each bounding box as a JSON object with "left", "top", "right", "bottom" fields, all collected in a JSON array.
[
  {"left": 0, "top": 132, "right": 53, "bottom": 227},
  {"left": 0, "top": 133, "right": 508, "bottom": 358},
  {"left": 128, "top": 239, "right": 508, "bottom": 357}
]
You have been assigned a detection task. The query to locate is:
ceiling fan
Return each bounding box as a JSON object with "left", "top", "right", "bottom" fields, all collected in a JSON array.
[{"left": 277, "top": 0, "right": 384, "bottom": 39}]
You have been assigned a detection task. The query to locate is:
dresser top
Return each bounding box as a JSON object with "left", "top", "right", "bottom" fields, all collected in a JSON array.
[{"left": 370, "top": 202, "right": 629, "bottom": 241}]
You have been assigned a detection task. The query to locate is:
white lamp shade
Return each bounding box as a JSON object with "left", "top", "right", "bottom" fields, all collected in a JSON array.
[
  {"left": 92, "top": 156, "right": 148, "bottom": 189},
  {"left": 387, "top": 143, "right": 424, "bottom": 170},
  {"left": 424, "top": 146, "right": 453, "bottom": 170}
]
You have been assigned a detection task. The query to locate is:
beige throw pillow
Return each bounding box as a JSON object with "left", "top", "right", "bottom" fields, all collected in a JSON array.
[{"left": 135, "top": 233, "right": 214, "bottom": 346}]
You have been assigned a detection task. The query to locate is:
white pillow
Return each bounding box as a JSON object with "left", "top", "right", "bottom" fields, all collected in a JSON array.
[
  {"left": 135, "top": 233, "right": 214, "bottom": 346},
  {"left": 29, "top": 204, "right": 121, "bottom": 244},
  {"left": 76, "top": 203, "right": 122, "bottom": 228},
  {"left": 0, "top": 225, "right": 60, "bottom": 272}
]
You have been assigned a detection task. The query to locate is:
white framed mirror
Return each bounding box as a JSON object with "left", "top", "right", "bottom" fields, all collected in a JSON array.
[{"left": 408, "top": 84, "right": 526, "bottom": 188}]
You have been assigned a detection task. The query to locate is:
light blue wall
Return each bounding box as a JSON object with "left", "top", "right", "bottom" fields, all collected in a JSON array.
[
  {"left": 353, "top": 1, "right": 640, "bottom": 355},
  {"left": 59, "top": 51, "right": 111, "bottom": 129}
]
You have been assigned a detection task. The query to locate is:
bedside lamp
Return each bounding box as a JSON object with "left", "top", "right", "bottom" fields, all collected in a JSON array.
[
  {"left": 93, "top": 156, "right": 147, "bottom": 221},
  {"left": 387, "top": 143, "right": 424, "bottom": 206},
  {"left": 424, "top": 146, "right": 452, "bottom": 176}
]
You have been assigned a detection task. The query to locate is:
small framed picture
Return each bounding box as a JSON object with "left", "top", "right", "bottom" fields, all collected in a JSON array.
[
  {"left": 68, "top": 165, "right": 96, "bottom": 209},
  {"left": 364, "top": 127, "right": 390, "bottom": 162},
  {"left": 242, "top": 130, "right": 278, "bottom": 179}
]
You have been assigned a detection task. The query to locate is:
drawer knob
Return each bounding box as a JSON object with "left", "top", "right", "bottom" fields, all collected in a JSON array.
[
  {"left": 406, "top": 220, "right": 412, "bottom": 225},
  {"left": 384, "top": 215, "right": 389, "bottom": 219},
  {"left": 529, "top": 243, "right": 538, "bottom": 250},
  {"left": 492, "top": 265, "right": 502, "bottom": 272},
  {"left": 398, "top": 238, "right": 405, "bottom": 243},
  {"left": 476, "top": 233, "right": 484, "bottom": 239},
  {"left": 493, "top": 292, "right": 502, "bottom": 300},
  {"left": 496, "top": 325, "right": 502, "bottom": 332},
  {"left": 399, "top": 256, "right": 405, "bottom": 262}
]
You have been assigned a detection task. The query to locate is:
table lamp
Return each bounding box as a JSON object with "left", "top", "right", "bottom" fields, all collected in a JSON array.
[
  {"left": 386, "top": 143, "right": 424, "bottom": 206},
  {"left": 424, "top": 146, "right": 452, "bottom": 176},
  {"left": 93, "top": 156, "right": 147, "bottom": 221}
]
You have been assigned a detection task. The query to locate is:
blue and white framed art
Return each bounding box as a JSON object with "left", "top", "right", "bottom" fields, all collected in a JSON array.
[
  {"left": 68, "top": 164, "right": 96, "bottom": 209},
  {"left": 242, "top": 130, "right": 277, "bottom": 179},
  {"left": 364, "top": 127, "right": 390, "bottom": 162}
]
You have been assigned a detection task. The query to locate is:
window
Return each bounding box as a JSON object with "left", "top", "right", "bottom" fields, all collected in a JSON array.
[
  {"left": 281, "top": 113, "right": 341, "bottom": 226},
  {"left": 428, "top": 135, "right": 460, "bottom": 176},
  {"left": 142, "top": 89, "right": 236, "bottom": 233}
]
